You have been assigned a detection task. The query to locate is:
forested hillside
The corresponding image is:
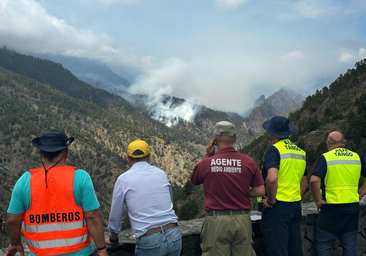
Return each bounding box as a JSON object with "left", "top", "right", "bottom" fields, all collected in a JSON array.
[
  {"left": 241, "top": 58, "right": 366, "bottom": 177},
  {"left": 0, "top": 49, "right": 213, "bottom": 224}
]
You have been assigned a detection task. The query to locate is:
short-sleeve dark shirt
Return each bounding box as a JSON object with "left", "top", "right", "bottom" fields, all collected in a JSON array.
[
  {"left": 311, "top": 153, "right": 366, "bottom": 214},
  {"left": 190, "top": 147, "right": 264, "bottom": 212},
  {"left": 261, "top": 140, "right": 307, "bottom": 214},
  {"left": 312, "top": 151, "right": 366, "bottom": 233}
]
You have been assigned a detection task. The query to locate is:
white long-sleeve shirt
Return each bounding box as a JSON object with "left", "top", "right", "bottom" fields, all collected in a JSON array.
[{"left": 108, "top": 161, "right": 178, "bottom": 238}]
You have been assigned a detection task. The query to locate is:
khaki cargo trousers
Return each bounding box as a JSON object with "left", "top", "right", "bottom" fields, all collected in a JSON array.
[{"left": 200, "top": 210, "right": 255, "bottom": 256}]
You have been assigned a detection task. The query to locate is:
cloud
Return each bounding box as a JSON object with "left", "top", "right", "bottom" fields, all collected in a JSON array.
[
  {"left": 359, "top": 48, "right": 366, "bottom": 58},
  {"left": 215, "top": 0, "right": 251, "bottom": 10},
  {"left": 0, "top": 0, "right": 107, "bottom": 51},
  {"left": 338, "top": 47, "right": 366, "bottom": 64},
  {"left": 281, "top": 50, "right": 306, "bottom": 61},
  {"left": 343, "top": 0, "right": 366, "bottom": 15},
  {"left": 339, "top": 51, "right": 355, "bottom": 63},
  {"left": 141, "top": 55, "right": 155, "bottom": 69},
  {"left": 0, "top": 0, "right": 144, "bottom": 69},
  {"left": 127, "top": 54, "right": 335, "bottom": 114},
  {"left": 277, "top": 0, "right": 329, "bottom": 20},
  {"left": 129, "top": 58, "right": 190, "bottom": 95},
  {"left": 277, "top": 0, "right": 366, "bottom": 20},
  {"left": 292, "top": 0, "right": 328, "bottom": 18}
]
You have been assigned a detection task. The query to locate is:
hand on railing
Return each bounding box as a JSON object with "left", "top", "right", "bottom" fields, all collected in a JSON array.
[{"left": 4, "top": 243, "right": 25, "bottom": 256}]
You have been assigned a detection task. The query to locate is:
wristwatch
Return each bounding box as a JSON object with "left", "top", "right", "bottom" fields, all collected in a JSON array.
[{"left": 268, "top": 201, "right": 276, "bottom": 206}]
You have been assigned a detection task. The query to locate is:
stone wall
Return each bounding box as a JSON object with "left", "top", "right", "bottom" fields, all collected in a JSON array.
[
  {"left": 104, "top": 203, "right": 366, "bottom": 256},
  {"left": 1, "top": 203, "right": 366, "bottom": 256}
]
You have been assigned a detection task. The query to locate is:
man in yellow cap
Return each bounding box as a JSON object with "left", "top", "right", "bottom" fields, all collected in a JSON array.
[{"left": 106, "top": 140, "right": 181, "bottom": 256}]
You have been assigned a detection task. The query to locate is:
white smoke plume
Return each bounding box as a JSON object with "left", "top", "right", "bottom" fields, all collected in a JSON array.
[
  {"left": 128, "top": 59, "right": 201, "bottom": 127},
  {"left": 146, "top": 92, "right": 201, "bottom": 127}
]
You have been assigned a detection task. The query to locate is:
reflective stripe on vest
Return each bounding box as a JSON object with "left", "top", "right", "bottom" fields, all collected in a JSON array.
[
  {"left": 25, "top": 233, "right": 90, "bottom": 249},
  {"left": 22, "top": 220, "right": 85, "bottom": 233},
  {"left": 26, "top": 236, "right": 92, "bottom": 256},
  {"left": 22, "top": 166, "right": 92, "bottom": 255},
  {"left": 323, "top": 148, "right": 361, "bottom": 204},
  {"left": 281, "top": 153, "right": 306, "bottom": 161},
  {"left": 22, "top": 221, "right": 89, "bottom": 241},
  {"left": 327, "top": 160, "right": 361, "bottom": 166},
  {"left": 274, "top": 139, "right": 306, "bottom": 202}
]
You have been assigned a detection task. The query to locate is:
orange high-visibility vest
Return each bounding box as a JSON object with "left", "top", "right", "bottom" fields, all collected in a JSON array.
[{"left": 22, "top": 166, "right": 92, "bottom": 255}]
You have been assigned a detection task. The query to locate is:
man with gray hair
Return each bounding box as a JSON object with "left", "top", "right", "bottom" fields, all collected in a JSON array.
[
  {"left": 190, "top": 121, "right": 265, "bottom": 256},
  {"left": 310, "top": 131, "right": 366, "bottom": 256}
]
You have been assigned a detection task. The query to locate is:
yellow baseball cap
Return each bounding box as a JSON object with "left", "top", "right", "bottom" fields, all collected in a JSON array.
[{"left": 127, "top": 140, "right": 150, "bottom": 158}]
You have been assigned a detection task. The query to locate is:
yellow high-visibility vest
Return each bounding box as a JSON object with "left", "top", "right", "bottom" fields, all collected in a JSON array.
[
  {"left": 323, "top": 148, "right": 361, "bottom": 204},
  {"left": 274, "top": 139, "right": 306, "bottom": 202}
]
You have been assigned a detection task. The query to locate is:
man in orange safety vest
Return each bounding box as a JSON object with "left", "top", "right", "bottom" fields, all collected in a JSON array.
[{"left": 4, "top": 130, "right": 108, "bottom": 256}]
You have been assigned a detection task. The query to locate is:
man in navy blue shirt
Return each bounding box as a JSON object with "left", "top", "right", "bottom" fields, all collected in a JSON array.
[
  {"left": 310, "top": 131, "right": 366, "bottom": 256},
  {"left": 260, "top": 116, "right": 308, "bottom": 256}
]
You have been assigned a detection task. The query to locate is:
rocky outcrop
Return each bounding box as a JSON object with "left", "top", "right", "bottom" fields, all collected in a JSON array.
[
  {"left": 246, "top": 88, "right": 304, "bottom": 134},
  {"left": 243, "top": 94, "right": 266, "bottom": 117}
]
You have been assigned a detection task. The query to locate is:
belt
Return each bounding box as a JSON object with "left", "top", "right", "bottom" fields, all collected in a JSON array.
[
  {"left": 140, "top": 223, "right": 178, "bottom": 237},
  {"left": 207, "top": 209, "right": 250, "bottom": 216}
]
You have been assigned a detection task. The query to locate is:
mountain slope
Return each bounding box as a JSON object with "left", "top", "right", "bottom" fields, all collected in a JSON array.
[
  {"left": 37, "top": 54, "right": 131, "bottom": 92},
  {"left": 0, "top": 49, "right": 209, "bottom": 222},
  {"left": 242, "top": 59, "right": 366, "bottom": 171},
  {"left": 245, "top": 88, "right": 304, "bottom": 135},
  {"left": 242, "top": 94, "right": 265, "bottom": 117}
]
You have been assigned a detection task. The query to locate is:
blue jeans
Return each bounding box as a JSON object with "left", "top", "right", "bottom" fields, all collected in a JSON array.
[
  {"left": 135, "top": 226, "right": 182, "bottom": 256},
  {"left": 316, "top": 226, "right": 357, "bottom": 256}
]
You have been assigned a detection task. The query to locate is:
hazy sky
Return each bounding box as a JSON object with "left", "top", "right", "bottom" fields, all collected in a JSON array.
[{"left": 0, "top": 0, "right": 366, "bottom": 113}]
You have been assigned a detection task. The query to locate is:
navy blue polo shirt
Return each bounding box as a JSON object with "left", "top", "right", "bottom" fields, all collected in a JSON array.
[
  {"left": 312, "top": 154, "right": 366, "bottom": 214},
  {"left": 261, "top": 142, "right": 307, "bottom": 214},
  {"left": 312, "top": 152, "right": 366, "bottom": 233}
]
